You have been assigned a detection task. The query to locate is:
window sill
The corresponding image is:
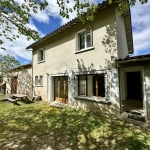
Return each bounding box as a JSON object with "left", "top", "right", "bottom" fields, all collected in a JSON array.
[
  {"left": 75, "top": 47, "right": 94, "bottom": 54},
  {"left": 73, "top": 96, "right": 111, "bottom": 104},
  {"left": 35, "top": 85, "right": 43, "bottom": 87},
  {"left": 37, "top": 60, "right": 45, "bottom": 64}
]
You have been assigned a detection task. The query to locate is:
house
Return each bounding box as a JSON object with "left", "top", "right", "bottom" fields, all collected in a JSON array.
[
  {"left": 4, "top": 63, "right": 32, "bottom": 97},
  {"left": 116, "top": 54, "right": 150, "bottom": 121},
  {"left": 26, "top": 1, "right": 134, "bottom": 117}
]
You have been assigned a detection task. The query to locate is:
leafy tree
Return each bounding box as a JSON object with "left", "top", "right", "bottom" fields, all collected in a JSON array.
[
  {"left": 0, "top": 54, "right": 22, "bottom": 93},
  {"left": 57, "top": 0, "right": 148, "bottom": 22},
  {"left": 0, "top": 0, "right": 48, "bottom": 50},
  {"left": 0, "top": 0, "right": 148, "bottom": 50}
]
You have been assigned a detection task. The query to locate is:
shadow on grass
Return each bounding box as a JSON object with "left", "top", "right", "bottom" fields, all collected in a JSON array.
[
  {"left": 0, "top": 102, "right": 150, "bottom": 150},
  {"left": 19, "top": 98, "right": 34, "bottom": 104}
]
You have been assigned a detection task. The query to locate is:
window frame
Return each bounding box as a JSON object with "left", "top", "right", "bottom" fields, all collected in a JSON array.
[
  {"left": 75, "top": 26, "right": 94, "bottom": 53},
  {"left": 78, "top": 74, "right": 106, "bottom": 98},
  {"left": 37, "top": 48, "right": 45, "bottom": 63},
  {"left": 39, "top": 75, "right": 43, "bottom": 86},
  {"left": 35, "top": 76, "right": 38, "bottom": 86},
  {"left": 34, "top": 75, "right": 43, "bottom": 87}
]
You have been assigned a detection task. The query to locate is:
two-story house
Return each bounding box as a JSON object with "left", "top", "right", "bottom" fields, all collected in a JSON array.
[{"left": 26, "top": 1, "right": 134, "bottom": 116}]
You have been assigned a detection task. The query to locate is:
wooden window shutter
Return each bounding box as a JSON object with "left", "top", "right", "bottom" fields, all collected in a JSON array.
[
  {"left": 104, "top": 74, "right": 108, "bottom": 100},
  {"left": 43, "top": 49, "right": 45, "bottom": 61},
  {"left": 37, "top": 51, "right": 39, "bottom": 62},
  {"left": 75, "top": 33, "right": 79, "bottom": 51},
  {"left": 89, "top": 26, "right": 93, "bottom": 47}
]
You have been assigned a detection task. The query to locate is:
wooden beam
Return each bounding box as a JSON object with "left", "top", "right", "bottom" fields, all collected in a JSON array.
[
  {"left": 96, "top": 75, "right": 98, "bottom": 97},
  {"left": 54, "top": 77, "right": 55, "bottom": 100},
  {"left": 58, "top": 77, "right": 60, "bottom": 98},
  {"left": 64, "top": 76, "right": 66, "bottom": 102},
  {"left": 86, "top": 75, "right": 88, "bottom": 96}
]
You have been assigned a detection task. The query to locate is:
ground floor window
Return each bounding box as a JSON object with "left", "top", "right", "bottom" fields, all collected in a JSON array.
[
  {"left": 78, "top": 74, "right": 105, "bottom": 97},
  {"left": 35, "top": 75, "right": 43, "bottom": 86}
]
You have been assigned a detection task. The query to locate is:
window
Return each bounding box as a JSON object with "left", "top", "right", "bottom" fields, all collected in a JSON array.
[
  {"left": 78, "top": 74, "right": 105, "bottom": 97},
  {"left": 79, "top": 76, "right": 87, "bottom": 96},
  {"left": 35, "top": 76, "right": 38, "bottom": 86},
  {"left": 38, "top": 49, "right": 44, "bottom": 62},
  {"left": 35, "top": 75, "right": 43, "bottom": 86},
  {"left": 39, "top": 76, "right": 43, "bottom": 85},
  {"left": 76, "top": 27, "right": 93, "bottom": 52}
]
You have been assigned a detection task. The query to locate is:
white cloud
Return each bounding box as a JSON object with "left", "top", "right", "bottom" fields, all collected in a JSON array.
[
  {"left": 0, "top": 22, "right": 41, "bottom": 62},
  {"left": 131, "top": 1, "right": 150, "bottom": 55}
]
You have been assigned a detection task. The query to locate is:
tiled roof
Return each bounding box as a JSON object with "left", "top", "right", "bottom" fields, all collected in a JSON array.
[{"left": 116, "top": 54, "right": 150, "bottom": 62}]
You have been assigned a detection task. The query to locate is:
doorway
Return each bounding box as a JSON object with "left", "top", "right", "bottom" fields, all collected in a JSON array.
[
  {"left": 126, "top": 72, "right": 142, "bottom": 100},
  {"left": 120, "top": 67, "right": 145, "bottom": 116},
  {"left": 54, "top": 76, "right": 68, "bottom": 103},
  {"left": 11, "top": 77, "right": 18, "bottom": 94}
]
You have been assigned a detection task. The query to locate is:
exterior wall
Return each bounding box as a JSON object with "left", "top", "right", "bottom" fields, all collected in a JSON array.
[
  {"left": 118, "top": 60, "right": 150, "bottom": 120},
  {"left": 17, "top": 67, "right": 32, "bottom": 97},
  {"left": 4, "top": 66, "right": 32, "bottom": 97},
  {"left": 115, "top": 8, "right": 128, "bottom": 58},
  {"left": 144, "top": 62, "right": 150, "bottom": 119},
  {"left": 32, "top": 4, "right": 129, "bottom": 115}
]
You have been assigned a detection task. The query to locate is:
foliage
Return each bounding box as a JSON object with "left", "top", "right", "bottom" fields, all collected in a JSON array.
[
  {"left": 57, "top": 0, "right": 148, "bottom": 22},
  {"left": 0, "top": 98, "right": 150, "bottom": 149},
  {"left": 0, "top": 0, "right": 48, "bottom": 50},
  {"left": 0, "top": 0, "right": 148, "bottom": 50},
  {"left": 0, "top": 54, "right": 21, "bottom": 92}
]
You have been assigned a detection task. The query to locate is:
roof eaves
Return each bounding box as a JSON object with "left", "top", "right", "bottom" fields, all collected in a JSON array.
[
  {"left": 116, "top": 54, "right": 150, "bottom": 63},
  {"left": 26, "top": 0, "right": 110, "bottom": 50}
]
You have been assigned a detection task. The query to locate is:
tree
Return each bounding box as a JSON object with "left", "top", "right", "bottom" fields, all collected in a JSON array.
[
  {"left": 0, "top": 54, "right": 22, "bottom": 93},
  {"left": 57, "top": 0, "right": 148, "bottom": 22},
  {"left": 0, "top": 0, "right": 48, "bottom": 50},
  {"left": 0, "top": 0, "right": 148, "bottom": 50}
]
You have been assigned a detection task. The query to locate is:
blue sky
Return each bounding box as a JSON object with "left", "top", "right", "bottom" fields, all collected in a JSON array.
[{"left": 1, "top": 0, "right": 150, "bottom": 65}]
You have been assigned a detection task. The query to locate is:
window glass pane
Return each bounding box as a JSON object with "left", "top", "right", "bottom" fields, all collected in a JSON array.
[
  {"left": 39, "top": 76, "right": 43, "bottom": 85},
  {"left": 87, "top": 75, "right": 93, "bottom": 97},
  {"left": 80, "top": 34, "right": 85, "bottom": 50},
  {"left": 60, "top": 77, "right": 64, "bottom": 98},
  {"left": 39, "top": 50, "right": 44, "bottom": 61},
  {"left": 35, "top": 76, "right": 38, "bottom": 85},
  {"left": 79, "top": 76, "right": 86, "bottom": 95},
  {"left": 54, "top": 77, "right": 59, "bottom": 97},
  {"left": 93, "top": 75, "right": 105, "bottom": 97},
  {"left": 86, "top": 31, "right": 91, "bottom": 48}
]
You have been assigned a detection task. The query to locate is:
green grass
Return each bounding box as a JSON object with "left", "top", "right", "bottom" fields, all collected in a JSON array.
[{"left": 0, "top": 93, "right": 150, "bottom": 150}]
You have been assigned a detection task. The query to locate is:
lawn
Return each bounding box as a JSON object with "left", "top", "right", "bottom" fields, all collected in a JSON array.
[{"left": 0, "top": 94, "right": 150, "bottom": 150}]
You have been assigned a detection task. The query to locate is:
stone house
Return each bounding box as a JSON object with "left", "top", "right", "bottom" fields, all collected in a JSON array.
[
  {"left": 116, "top": 54, "right": 150, "bottom": 121},
  {"left": 4, "top": 63, "right": 32, "bottom": 97}
]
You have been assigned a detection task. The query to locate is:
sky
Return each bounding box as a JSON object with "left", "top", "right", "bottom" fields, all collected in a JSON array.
[{"left": 0, "top": 0, "right": 150, "bottom": 65}]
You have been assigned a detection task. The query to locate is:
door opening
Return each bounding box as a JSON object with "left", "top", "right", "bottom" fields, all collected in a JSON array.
[
  {"left": 11, "top": 77, "right": 17, "bottom": 94},
  {"left": 121, "top": 71, "right": 144, "bottom": 117},
  {"left": 126, "top": 72, "right": 142, "bottom": 100},
  {"left": 54, "top": 76, "right": 68, "bottom": 103}
]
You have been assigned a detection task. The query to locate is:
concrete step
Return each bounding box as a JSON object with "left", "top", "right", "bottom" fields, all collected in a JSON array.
[
  {"left": 49, "top": 101, "right": 68, "bottom": 108},
  {"left": 120, "top": 112, "right": 150, "bottom": 128}
]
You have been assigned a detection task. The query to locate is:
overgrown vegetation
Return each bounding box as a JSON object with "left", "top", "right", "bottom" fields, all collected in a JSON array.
[{"left": 0, "top": 93, "right": 150, "bottom": 150}]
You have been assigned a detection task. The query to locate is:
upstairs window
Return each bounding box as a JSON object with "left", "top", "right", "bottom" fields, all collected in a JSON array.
[
  {"left": 79, "top": 30, "right": 91, "bottom": 50},
  {"left": 38, "top": 49, "right": 44, "bottom": 63},
  {"left": 76, "top": 27, "right": 93, "bottom": 52}
]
